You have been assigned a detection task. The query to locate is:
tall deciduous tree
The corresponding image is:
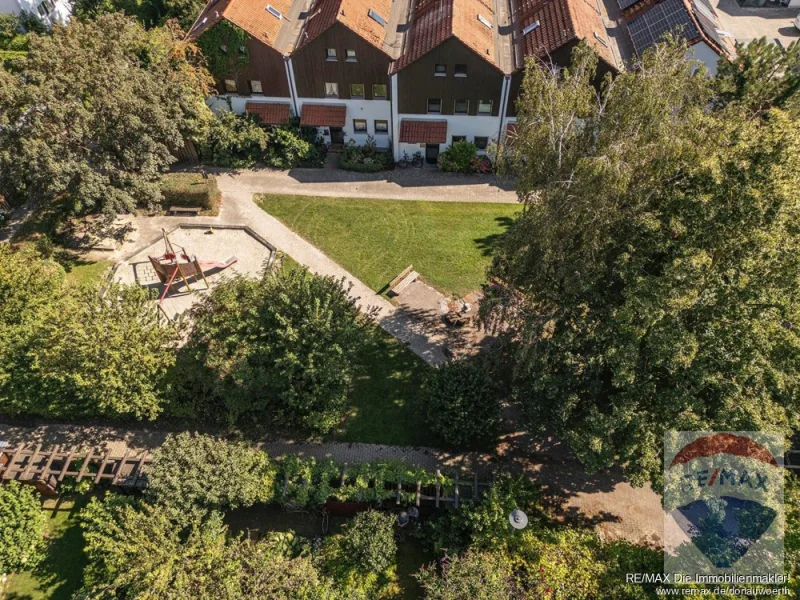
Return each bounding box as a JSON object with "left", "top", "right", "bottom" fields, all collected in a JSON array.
[
  {"left": 486, "top": 42, "right": 800, "bottom": 489},
  {"left": 176, "top": 267, "right": 372, "bottom": 434},
  {"left": 0, "top": 14, "right": 212, "bottom": 215},
  {"left": 0, "top": 481, "right": 46, "bottom": 576}
]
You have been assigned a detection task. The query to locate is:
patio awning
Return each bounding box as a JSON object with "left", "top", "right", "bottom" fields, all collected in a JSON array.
[
  {"left": 246, "top": 102, "right": 291, "bottom": 125},
  {"left": 300, "top": 104, "right": 346, "bottom": 127},
  {"left": 399, "top": 119, "right": 447, "bottom": 144}
]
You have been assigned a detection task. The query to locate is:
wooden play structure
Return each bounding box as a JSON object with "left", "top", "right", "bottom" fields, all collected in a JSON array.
[{"left": 149, "top": 228, "right": 237, "bottom": 304}]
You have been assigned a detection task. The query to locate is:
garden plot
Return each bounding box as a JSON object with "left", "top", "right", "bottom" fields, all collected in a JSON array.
[{"left": 114, "top": 224, "right": 276, "bottom": 320}]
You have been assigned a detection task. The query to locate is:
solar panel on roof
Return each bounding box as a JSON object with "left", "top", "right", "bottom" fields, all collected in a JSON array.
[{"left": 628, "top": 0, "right": 698, "bottom": 56}]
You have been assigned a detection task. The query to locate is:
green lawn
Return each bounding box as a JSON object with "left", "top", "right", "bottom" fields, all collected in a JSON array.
[
  {"left": 337, "top": 326, "right": 433, "bottom": 447},
  {"left": 5, "top": 496, "right": 89, "bottom": 600},
  {"left": 63, "top": 259, "right": 113, "bottom": 288},
  {"left": 256, "top": 194, "right": 519, "bottom": 298}
]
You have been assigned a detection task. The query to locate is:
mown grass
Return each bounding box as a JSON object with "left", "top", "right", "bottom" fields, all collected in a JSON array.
[{"left": 256, "top": 194, "right": 519, "bottom": 298}]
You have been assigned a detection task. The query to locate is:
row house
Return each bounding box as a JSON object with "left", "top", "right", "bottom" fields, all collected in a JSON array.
[{"left": 190, "top": 0, "right": 728, "bottom": 159}]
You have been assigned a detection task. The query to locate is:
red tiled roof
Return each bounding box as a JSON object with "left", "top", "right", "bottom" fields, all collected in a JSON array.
[
  {"left": 296, "top": 0, "right": 392, "bottom": 54},
  {"left": 188, "top": 0, "right": 293, "bottom": 50},
  {"left": 399, "top": 120, "right": 448, "bottom": 144},
  {"left": 393, "top": 0, "right": 500, "bottom": 72},
  {"left": 514, "top": 0, "right": 616, "bottom": 68},
  {"left": 300, "top": 104, "right": 347, "bottom": 127},
  {"left": 246, "top": 102, "right": 291, "bottom": 125}
]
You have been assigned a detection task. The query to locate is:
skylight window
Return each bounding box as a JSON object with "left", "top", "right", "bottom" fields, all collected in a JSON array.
[
  {"left": 477, "top": 14, "right": 492, "bottom": 28},
  {"left": 368, "top": 8, "right": 386, "bottom": 26},
  {"left": 266, "top": 4, "right": 282, "bottom": 19},
  {"left": 522, "top": 20, "right": 539, "bottom": 35}
]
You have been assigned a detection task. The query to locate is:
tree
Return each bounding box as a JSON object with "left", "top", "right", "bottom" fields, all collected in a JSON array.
[
  {"left": 340, "top": 510, "right": 397, "bottom": 574},
  {"left": 146, "top": 433, "right": 275, "bottom": 522},
  {"left": 422, "top": 358, "right": 502, "bottom": 448},
  {"left": 416, "top": 550, "right": 513, "bottom": 600},
  {"left": 715, "top": 37, "right": 800, "bottom": 116},
  {"left": 0, "top": 15, "right": 212, "bottom": 216},
  {"left": 0, "top": 481, "right": 46, "bottom": 575},
  {"left": 486, "top": 41, "right": 800, "bottom": 489},
  {"left": 177, "top": 267, "right": 371, "bottom": 433}
]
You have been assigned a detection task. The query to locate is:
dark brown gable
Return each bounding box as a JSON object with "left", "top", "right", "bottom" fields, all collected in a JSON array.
[
  {"left": 291, "top": 22, "right": 391, "bottom": 100},
  {"left": 396, "top": 37, "right": 504, "bottom": 116},
  {"left": 211, "top": 33, "right": 291, "bottom": 98}
]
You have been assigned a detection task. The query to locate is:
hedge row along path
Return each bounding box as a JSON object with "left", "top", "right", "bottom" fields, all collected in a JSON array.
[{"left": 0, "top": 421, "right": 665, "bottom": 547}]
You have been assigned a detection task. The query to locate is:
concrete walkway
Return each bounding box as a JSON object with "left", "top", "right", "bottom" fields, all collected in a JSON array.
[
  {"left": 0, "top": 421, "right": 665, "bottom": 546},
  {"left": 211, "top": 167, "right": 519, "bottom": 204}
]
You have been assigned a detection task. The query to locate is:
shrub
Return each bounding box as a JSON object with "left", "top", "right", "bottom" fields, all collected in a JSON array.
[
  {"left": 0, "top": 481, "right": 46, "bottom": 575},
  {"left": 176, "top": 267, "right": 371, "bottom": 433},
  {"left": 265, "top": 119, "right": 327, "bottom": 169},
  {"left": 437, "top": 141, "right": 478, "bottom": 173},
  {"left": 146, "top": 433, "right": 276, "bottom": 522},
  {"left": 200, "top": 110, "right": 268, "bottom": 168},
  {"left": 470, "top": 155, "right": 492, "bottom": 173},
  {"left": 340, "top": 136, "right": 393, "bottom": 173},
  {"left": 340, "top": 510, "right": 397, "bottom": 573},
  {"left": 160, "top": 173, "right": 220, "bottom": 214},
  {"left": 416, "top": 550, "right": 513, "bottom": 600},
  {"left": 421, "top": 358, "right": 502, "bottom": 448}
]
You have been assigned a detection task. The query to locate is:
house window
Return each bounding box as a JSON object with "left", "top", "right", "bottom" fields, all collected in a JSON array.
[
  {"left": 250, "top": 80, "right": 263, "bottom": 94},
  {"left": 454, "top": 64, "right": 468, "bottom": 77},
  {"left": 353, "top": 119, "right": 368, "bottom": 132},
  {"left": 427, "top": 98, "right": 441, "bottom": 114},
  {"left": 474, "top": 136, "right": 489, "bottom": 150},
  {"left": 372, "top": 84, "right": 387, "bottom": 98},
  {"left": 375, "top": 119, "right": 389, "bottom": 133},
  {"left": 326, "top": 48, "right": 337, "bottom": 60},
  {"left": 325, "top": 82, "right": 339, "bottom": 97},
  {"left": 346, "top": 49, "right": 357, "bottom": 61},
  {"left": 434, "top": 64, "right": 446, "bottom": 76},
  {"left": 452, "top": 135, "right": 466, "bottom": 144},
  {"left": 454, "top": 99, "right": 469, "bottom": 114},
  {"left": 350, "top": 83, "right": 365, "bottom": 98},
  {"left": 224, "top": 79, "right": 237, "bottom": 93},
  {"left": 477, "top": 100, "right": 492, "bottom": 114},
  {"left": 37, "top": 2, "right": 47, "bottom": 15}
]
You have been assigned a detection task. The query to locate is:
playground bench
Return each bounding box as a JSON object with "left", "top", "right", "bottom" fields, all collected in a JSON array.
[
  {"left": 388, "top": 264, "right": 419, "bottom": 296},
  {"left": 168, "top": 206, "right": 202, "bottom": 216}
]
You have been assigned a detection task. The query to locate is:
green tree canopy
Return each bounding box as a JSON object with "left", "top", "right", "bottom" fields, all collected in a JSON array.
[
  {"left": 176, "top": 267, "right": 371, "bottom": 434},
  {"left": 0, "top": 14, "right": 212, "bottom": 216},
  {"left": 146, "top": 433, "right": 276, "bottom": 522},
  {"left": 486, "top": 42, "right": 800, "bottom": 489},
  {"left": 0, "top": 481, "right": 46, "bottom": 575}
]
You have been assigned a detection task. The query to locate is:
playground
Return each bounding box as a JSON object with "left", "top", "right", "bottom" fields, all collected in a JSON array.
[{"left": 113, "top": 224, "right": 276, "bottom": 319}]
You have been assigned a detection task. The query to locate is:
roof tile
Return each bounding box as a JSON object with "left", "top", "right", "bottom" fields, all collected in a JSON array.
[
  {"left": 246, "top": 101, "right": 292, "bottom": 124},
  {"left": 297, "top": 0, "right": 393, "bottom": 53},
  {"left": 300, "top": 103, "right": 347, "bottom": 126}
]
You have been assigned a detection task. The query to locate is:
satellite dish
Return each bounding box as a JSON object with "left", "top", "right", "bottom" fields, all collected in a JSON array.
[{"left": 509, "top": 509, "right": 528, "bottom": 530}]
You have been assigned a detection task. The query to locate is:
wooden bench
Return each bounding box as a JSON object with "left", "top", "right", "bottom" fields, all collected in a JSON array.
[
  {"left": 388, "top": 264, "right": 419, "bottom": 296},
  {"left": 168, "top": 206, "right": 202, "bottom": 216}
]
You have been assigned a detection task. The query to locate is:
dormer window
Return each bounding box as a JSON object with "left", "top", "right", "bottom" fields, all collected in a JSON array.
[
  {"left": 477, "top": 14, "right": 492, "bottom": 28},
  {"left": 368, "top": 8, "right": 386, "bottom": 25},
  {"left": 266, "top": 4, "right": 282, "bottom": 19},
  {"left": 522, "top": 20, "right": 540, "bottom": 35}
]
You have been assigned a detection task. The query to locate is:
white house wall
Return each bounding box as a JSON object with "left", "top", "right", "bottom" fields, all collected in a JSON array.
[
  {"left": 207, "top": 95, "right": 295, "bottom": 116},
  {"left": 295, "top": 96, "right": 392, "bottom": 148},
  {"left": 396, "top": 113, "right": 504, "bottom": 160},
  {"left": 8, "top": 0, "right": 71, "bottom": 24}
]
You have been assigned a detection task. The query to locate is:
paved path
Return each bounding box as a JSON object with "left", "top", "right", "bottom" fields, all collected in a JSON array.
[
  {"left": 0, "top": 204, "right": 34, "bottom": 243},
  {"left": 0, "top": 421, "right": 664, "bottom": 546},
  {"left": 210, "top": 167, "right": 519, "bottom": 204}
]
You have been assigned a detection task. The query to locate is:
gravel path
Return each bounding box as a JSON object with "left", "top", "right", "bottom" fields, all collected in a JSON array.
[{"left": 210, "top": 167, "right": 520, "bottom": 204}]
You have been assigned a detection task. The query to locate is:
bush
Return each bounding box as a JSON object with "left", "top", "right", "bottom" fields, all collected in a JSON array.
[
  {"left": 340, "top": 510, "right": 397, "bottom": 573},
  {"left": 160, "top": 173, "right": 220, "bottom": 214},
  {"left": 265, "top": 119, "right": 327, "bottom": 169},
  {"left": 146, "top": 433, "right": 276, "bottom": 522},
  {"left": 421, "top": 358, "right": 502, "bottom": 448},
  {"left": 200, "top": 110, "right": 268, "bottom": 168},
  {"left": 175, "top": 267, "right": 371, "bottom": 433},
  {"left": 416, "top": 550, "right": 513, "bottom": 600},
  {"left": 340, "top": 136, "right": 393, "bottom": 172},
  {"left": 437, "top": 141, "right": 478, "bottom": 173},
  {"left": 0, "top": 481, "right": 46, "bottom": 575}
]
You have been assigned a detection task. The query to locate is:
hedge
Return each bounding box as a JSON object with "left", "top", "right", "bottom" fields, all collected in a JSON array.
[{"left": 160, "top": 173, "right": 221, "bottom": 215}]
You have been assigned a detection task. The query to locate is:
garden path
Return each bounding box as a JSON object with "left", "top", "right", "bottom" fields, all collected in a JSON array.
[{"left": 0, "top": 421, "right": 665, "bottom": 547}]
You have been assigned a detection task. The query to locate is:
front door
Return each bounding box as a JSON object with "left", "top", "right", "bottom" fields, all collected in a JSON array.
[
  {"left": 330, "top": 127, "right": 345, "bottom": 144},
  {"left": 425, "top": 143, "right": 440, "bottom": 164}
]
